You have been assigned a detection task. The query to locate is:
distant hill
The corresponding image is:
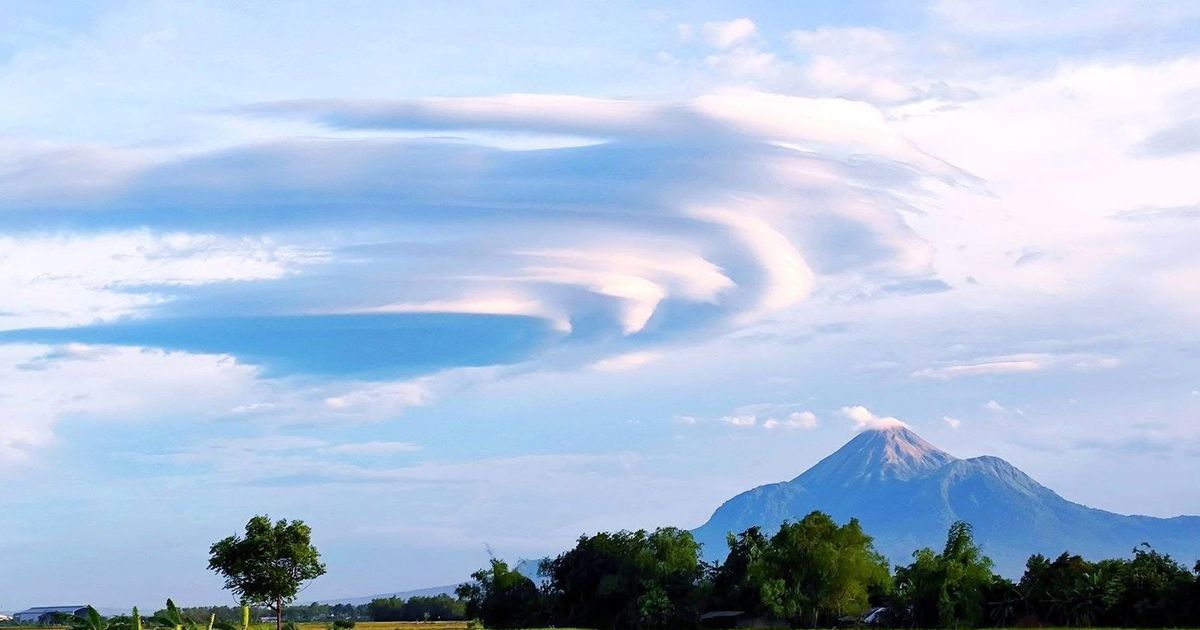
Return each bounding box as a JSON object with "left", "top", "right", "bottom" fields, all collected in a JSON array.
[
  {"left": 692, "top": 425, "right": 1200, "bottom": 576},
  {"left": 316, "top": 584, "right": 460, "bottom": 606},
  {"left": 315, "top": 559, "right": 546, "bottom": 606}
]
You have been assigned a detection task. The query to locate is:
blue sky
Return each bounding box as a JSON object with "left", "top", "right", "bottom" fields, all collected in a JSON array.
[{"left": 3, "top": 0, "right": 1200, "bottom": 609}]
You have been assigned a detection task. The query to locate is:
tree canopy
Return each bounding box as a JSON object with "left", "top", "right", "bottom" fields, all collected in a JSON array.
[
  {"left": 457, "top": 513, "right": 1200, "bottom": 629},
  {"left": 894, "top": 521, "right": 998, "bottom": 627},
  {"left": 208, "top": 515, "right": 327, "bottom": 630},
  {"left": 538, "top": 527, "right": 705, "bottom": 630},
  {"left": 749, "top": 512, "right": 891, "bottom": 627},
  {"left": 455, "top": 558, "right": 544, "bottom": 629}
]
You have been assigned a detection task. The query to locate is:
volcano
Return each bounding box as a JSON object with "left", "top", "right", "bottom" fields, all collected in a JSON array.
[{"left": 691, "top": 425, "right": 1200, "bottom": 575}]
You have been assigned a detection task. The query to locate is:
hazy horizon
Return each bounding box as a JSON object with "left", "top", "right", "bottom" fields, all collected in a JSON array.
[{"left": 3, "top": 0, "right": 1200, "bottom": 609}]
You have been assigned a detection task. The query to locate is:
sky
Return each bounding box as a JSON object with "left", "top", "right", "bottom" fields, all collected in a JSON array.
[{"left": 2, "top": 0, "right": 1200, "bottom": 610}]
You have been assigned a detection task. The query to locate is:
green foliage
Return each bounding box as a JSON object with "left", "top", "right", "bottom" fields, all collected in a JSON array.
[
  {"left": 328, "top": 621, "right": 355, "bottom": 629},
  {"left": 1008, "top": 544, "right": 1198, "bottom": 627},
  {"left": 894, "top": 521, "right": 997, "bottom": 628},
  {"left": 1018, "top": 552, "right": 1113, "bottom": 626},
  {"left": 208, "top": 515, "right": 327, "bottom": 630},
  {"left": 68, "top": 607, "right": 107, "bottom": 630},
  {"left": 77, "top": 606, "right": 146, "bottom": 630},
  {"left": 453, "top": 514, "right": 1194, "bottom": 629},
  {"left": 705, "top": 527, "right": 768, "bottom": 615},
  {"left": 540, "top": 527, "right": 705, "bottom": 630},
  {"left": 455, "top": 558, "right": 544, "bottom": 629},
  {"left": 152, "top": 599, "right": 201, "bottom": 630},
  {"left": 365, "top": 595, "right": 465, "bottom": 621},
  {"left": 1105, "top": 543, "right": 1194, "bottom": 627},
  {"left": 747, "top": 512, "right": 891, "bottom": 627}
]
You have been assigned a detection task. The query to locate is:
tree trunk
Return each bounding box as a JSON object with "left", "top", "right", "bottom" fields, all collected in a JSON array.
[{"left": 276, "top": 600, "right": 283, "bottom": 630}]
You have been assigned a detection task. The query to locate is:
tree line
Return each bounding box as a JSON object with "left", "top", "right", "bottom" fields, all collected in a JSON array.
[
  {"left": 457, "top": 511, "right": 1200, "bottom": 629},
  {"left": 35, "top": 513, "right": 1200, "bottom": 630},
  {"left": 166, "top": 594, "right": 465, "bottom": 624}
]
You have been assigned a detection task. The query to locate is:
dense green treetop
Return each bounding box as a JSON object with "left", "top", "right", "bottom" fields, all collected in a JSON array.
[{"left": 208, "top": 515, "right": 327, "bottom": 630}]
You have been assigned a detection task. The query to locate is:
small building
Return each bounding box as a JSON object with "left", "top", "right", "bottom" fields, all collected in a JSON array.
[{"left": 14, "top": 606, "right": 90, "bottom": 624}]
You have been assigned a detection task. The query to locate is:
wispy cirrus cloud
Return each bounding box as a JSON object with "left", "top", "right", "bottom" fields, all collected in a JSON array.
[{"left": 912, "top": 353, "right": 1120, "bottom": 379}]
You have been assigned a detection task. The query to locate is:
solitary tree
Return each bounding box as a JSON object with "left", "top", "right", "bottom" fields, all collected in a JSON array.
[{"left": 208, "top": 515, "right": 327, "bottom": 630}]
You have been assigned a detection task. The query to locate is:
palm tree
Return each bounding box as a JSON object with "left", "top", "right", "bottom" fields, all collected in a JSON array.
[
  {"left": 1065, "top": 572, "right": 1106, "bottom": 627},
  {"left": 988, "top": 583, "right": 1023, "bottom": 626}
]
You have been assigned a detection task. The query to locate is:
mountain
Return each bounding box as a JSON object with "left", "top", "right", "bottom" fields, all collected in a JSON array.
[
  {"left": 316, "top": 584, "right": 460, "bottom": 606},
  {"left": 317, "top": 559, "right": 545, "bottom": 607},
  {"left": 692, "top": 425, "right": 1200, "bottom": 576}
]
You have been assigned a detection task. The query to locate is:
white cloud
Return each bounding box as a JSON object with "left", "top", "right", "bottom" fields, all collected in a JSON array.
[
  {"left": 354, "top": 295, "right": 572, "bottom": 333},
  {"left": 984, "top": 400, "right": 1006, "bottom": 412},
  {"left": 0, "top": 342, "right": 447, "bottom": 460},
  {"left": 787, "top": 27, "right": 918, "bottom": 104},
  {"left": 701, "top": 18, "right": 758, "bottom": 50},
  {"left": 944, "top": 415, "right": 962, "bottom": 430},
  {"left": 0, "top": 231, "right": 325, "bottom": 330},
  {"left": 913, "top": 357, "right": 1044, "bottom": 379},
  {"left": 715, "top": 403, "right": 819, "bottom": 431},
  {"left": 841, "top": 405, "right": 908, "bottom": 431},
  {"left": 672, "top": 414, "right": 698, "bottom": 425},
  {"left": 689, "top": 202, "right": 816, "bottom": 318},
  {"left": 321, "top": 441, "right": 422, "bottom": 456},
  {"left": 588, "top": 351, "right": 663, "bottom": 373},
  {"left": 763, "top": 411, "right": 819, "bottom": 430},
  {"left": 721, "top": 414, "right": 757, "bottom": 428},
  {"left": 321, "top": 380, "right": 434, "bottom": 418},
  {"left": 913, "top": 353, "right": 1121, "bottom": 379},
  {"left": 0, "top": 343, "right": 262, "bottom": 460},
  {"left": 514, "top": 247, "right": 734, "bottom": 334},
  {"left": 704, "top": 48, "right": 780, "bottom": 79}
]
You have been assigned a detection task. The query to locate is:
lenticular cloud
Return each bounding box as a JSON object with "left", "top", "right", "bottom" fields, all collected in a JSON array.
[{"left": 3, "top": 90, "right": 976, "bottom": 360}]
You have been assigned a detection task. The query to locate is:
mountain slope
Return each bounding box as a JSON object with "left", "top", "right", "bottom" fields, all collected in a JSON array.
[
  {"left": 316, "top": 584, "right": 460, "bottom": 605},
  {"left": 692, "top": 426, "right": 1200, "bottom": 576}
]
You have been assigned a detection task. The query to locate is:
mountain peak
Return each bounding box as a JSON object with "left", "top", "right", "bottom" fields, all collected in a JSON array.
[
  {"left": 694, "top": 422, "right": 1200, "bottom": 577},
  {"left": 798, "top": 425, "right": 957, "bottom": 484}
]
